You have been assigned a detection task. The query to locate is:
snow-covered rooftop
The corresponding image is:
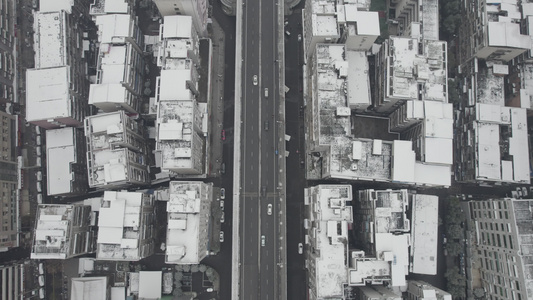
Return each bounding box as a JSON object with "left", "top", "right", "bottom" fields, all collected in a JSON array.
[
  {"left": 46, "top": 128, "right": 77, "bottom": 196},
  {"left": 26, "top": 66, "right": 71, "bottom": 122},
  {"left": 166, "top": 181, "right": 212, "bottom": 264},
  {"left": 97, "top": 191, "right": 153, "bottom": 261},
  {"left": 34, "top": 11, "right": 67, "bottom": 69},
  {"left": 410, "top": 195, "right": 439, "bottom": 275}
]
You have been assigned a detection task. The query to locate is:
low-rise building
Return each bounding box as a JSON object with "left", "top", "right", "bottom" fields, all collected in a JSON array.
[
  {"left": 165, "top": 181, "right": 213, "bottom": 264},
  {"left": 31, "top": 203, "right": 96, "bottom": 260},
  {"left": 89, "top": 0, "right": 134, "bottom": 16},
  {"left": 70, "top": 276, "right": 109, "bottom": 300},
  {"left": 0, "top": 110, "right": 18, "bottom": 251},
  {"left": 468, "top": 198, "right": 533, "bottom": 300},
  {"left": 406, "top": 280, "right": 452, "bottom": 300},
  {"left": 85, "top": 111, "right": 149, "bottom": 189},
  {"left": 153, "top": 0, "right": 208, "bottom": 37},
  {"left": 96, "top": 191, "right": 155, "bottom": 261},
  {"left": 46, "top": 127, "right": 88, "bottom": 197}
]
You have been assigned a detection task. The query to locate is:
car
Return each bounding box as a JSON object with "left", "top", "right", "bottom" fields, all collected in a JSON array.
[
  {"left": 264, "top": 121, "right": 269, "bottom": 131},
  {"left": 36, "top": 136, "right": 41, "bottom": 146},
  {"left": 220, "top": 162, "right": 226, "bottom": 174},
  {"left": 36, "top": 147, "right": 41, "bottom": 157},
  {"left": 38, "top": 275, "right": 45, "bottom": 287},
  {"left": 261, "top": 186, "right": 266, "bottom": 196},
  {"left": 206, "top": 288, "right": 214, "bottom": 292},
  {"left": 522, "top": 187, "right": 528, "bottom": 197},
  {"left": 38, "top": 263, "right": 44, "bottom": 275},
  {"left": 261, "top": 235, "right": 265, "bottom": 247},
  {"left": 220, "top": 200, "right": 224, "bottom": 210},
  {"left": 220, "top": 188, "right": 226, "bottom": 199},
  {"left": 39, "top": 288, "right": 45, "bottom": 300},
  {"left": 264, "top": 88, "right": 269, "bottom": 98},
  {"left": 298, "top": 243, "right": 303, "bottom": 254},
  {"left": 219, "top": 231, "right": 224, "bottom": 242},
  {"left": 221, "top": 129, "right": 226, "bottom": 141},
  {"left": 37, "top": 194, "right": 43, "bottom": 204},
  {"left": 36, "top": 171, "right": 42, "bottom": 181},
  {"left": 298, "top": 34, "right": 302, "bottom": 42},
  {"left": 35, "top": 126, "right": 41, "bottom": 135},
  {"left": 267, "top": 204, "right": 272, "bottom": 215},
  {"left": 36, "top": 182, "right": 42, "bottom": 193},
  {"left": 221, "top": 212, "right": 225, "bottom": 223},
  {"left": 253, "top": 75, "right": 258, "bottom": 85},
  {"left": 285, "top": 31, "right": 291, "bottom": 36}
]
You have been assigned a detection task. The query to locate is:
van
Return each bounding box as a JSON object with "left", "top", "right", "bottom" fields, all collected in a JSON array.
[{"left": 264, "top": 88, "right": 269, "bottom": 98}]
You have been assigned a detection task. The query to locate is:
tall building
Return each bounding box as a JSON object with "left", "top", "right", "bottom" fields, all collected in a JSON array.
[
  {"left": 46, "top": 128, "right": 88, "bottom": 197},
  {"left": 153, "top": 0, "right": 208, "bottom": 37},
  {"left": 469, "top": 198, "right": 533, "bottom": 300},
  {"left": 356, "top": 285, "right": 402, "bottom": 300},
  {"left": 165, "top": 181, "right": 213, "bottom": 264},
  {"left": 388, "top": 0, "right": 439, "bottom": 40},
  {"left": 27, "top": 2, "right": 94, "bottom": 129},
  {"left": 84, "top": 111, "right": 149, "bottom": 189},
  {"left": 154, "top": 15, "right": 208, "bottom": 177},
  {"left": 0, "top": 260, "right": 42, "bottom": 300},
  {"left": 0, "top": 110, "right": 18, "bottom": 251},
  {"left": 96, "top": 191, "right": 155, "bottom": 261},
  {"left": 0, "top": 0, "right": 15, "bottom": 106},
  {"left": 89, "top": 6, "right": 145, "bottom": 114},
  {"left": 31, "top": 203, "right": 96, "bottom": 260}
]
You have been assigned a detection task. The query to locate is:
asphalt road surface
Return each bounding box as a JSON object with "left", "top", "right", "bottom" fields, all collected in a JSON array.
[{"left": 240, "top": 0, "right": 281, "bottom": 299}]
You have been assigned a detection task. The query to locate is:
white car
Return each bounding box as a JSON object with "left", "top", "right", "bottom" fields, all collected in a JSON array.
[
  {"left": 253, "top": 75, "right": 258, "bottom": 85},
  {"left": 261, "top": 235, "right": 266, "bottom": 247},
  {"left": 298, "top": 243, "right": 303, "bottom": 254},
  {"left": 267, "top": 204, "right": 272, "bottom": 216},
  {"left": 220, "top": 200, "right": 224, "bottom": 210},
  {"left": 38, "top": 275, "right": 45, "bottom": 287},
  {"left": 220, "top": 188, "right": 226, "bottom": 199},
  {"left": 219, "top": 231, "right": 224, "bottom": 242},
  {"left": 221, "top": 212, "right": 225, "bottom": 223},
  {"left": 298, "top": 34, "right": 302, "bottom": 42}
]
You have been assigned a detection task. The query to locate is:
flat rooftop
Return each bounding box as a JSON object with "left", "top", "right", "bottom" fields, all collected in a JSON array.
[
  {"left": 85, "top": 112, "right": 126, "bottom": 151},
  {"left": 39, "top": 0, "right": 74, "bottom": 13},
  {"left": 46, "top": 128, "right": 76, "bottom": 196},
  {"left": 34, "top": 11, "right": 67, "bottom": 69},
  {"left": 90, "top": 0, "right": 129, "bottom": 15},
  {"left": 26, "top": 66, "right": 71, "bottom": 122},
  {"left": 410, "top": 194, "right": 439, "bottom": 275},
  {"left": 95, "top": 14, "right": 133, "bottom": 44},
  {"left": 163, "top": 15, "right": 193, "bottom": 39}
]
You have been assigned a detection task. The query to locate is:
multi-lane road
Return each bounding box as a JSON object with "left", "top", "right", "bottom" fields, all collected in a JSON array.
[{"left": 239, "top": 0, "right": 282, "bottom": 299}]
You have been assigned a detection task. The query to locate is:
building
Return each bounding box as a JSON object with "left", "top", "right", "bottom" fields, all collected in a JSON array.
[
  {"left": 0, "top": 110, "right": 18, "bottom": 251},
  {"left": 306, "top": 42, "right": 452, "bottom": 187},
  {"left": 84, "top": 111, "right": 149, "bottom": 189},
  {"left": 373, "top": 36, "right": 448, "bottom": 114},
  {"left": 31, "top": 203, "right": 96, "bottom": 260},
  {"left": 0, "top": 260, "right": 43, "bottom": 300},
  {"left": 153, "top": 0, "right": 208, "bottom": 37},
  {"left": 46, "top": 127, "right": 88, "bottom": 197},
  {"left": 0, "top": 0, "right": 15, "bottom": 106},
  {"left": 406, "top": 280, "right": 452, "bottom": 300},
  {"left": 70, "top": 276, "right": 109, "bottom": 300},
  {"left": 388, "top": 0, "right": 439, "bottom": 41},
  {"left": 154, "top": 16, "right": 208, "bottom": 177},
  {"left": 27, "top": 5, "right": 93, "bottom": 129},
  {"left": 455, "top": 59, "right": 530, "bottom": 185},
  {"left": 302, "top": 0, "right": 379, "bottom": 60},
  {"left": 165, "top": 181, "right": 213, "bottom": 264},
  {"left": 468, "top": 198, "right": 533, "bottom": 300},
  {"left": 89, "top": 4, "right": 145, "bottom": 114},
  {"left": 459, "top": 0, "right": 531, "bottom": 64},
  {"left": 356, "top": 285, "right": 402, "bottom": 300},
  {"left": 96, "top": 191, "right": 155, "bottom": 261},
  {"left": 304, "top": 185, "right": 353, "bottom": 299}
]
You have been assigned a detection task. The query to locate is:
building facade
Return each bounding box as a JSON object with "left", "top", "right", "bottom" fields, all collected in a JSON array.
[
  {"left": 406, "top": 280, "right": 452, "bottom": 300},
  {"left": 0, "top": 0, "right": 15, "bottom": 106},
  {"left": 0, "top": 110, "right": 18, "bottom": 251},
  {"left": 469, "top": 198, "right": 533, "bottom": 300}
]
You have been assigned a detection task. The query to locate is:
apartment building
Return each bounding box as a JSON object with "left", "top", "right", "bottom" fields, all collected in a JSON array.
[
  {"left": 302, "top": 0, "right": 379, "bottom": 61},
  {"left": 31, "top": 203, "right": 96, "bottom": 260},
  {"left": 0, "top": 0, "right": 15, "bottom": 105},
  {"left": 458, "top": 0, "right": 531, "bottom": 64},
  {"left": 407, "top": 280, "right": 452, "bottom": 300},
  {"left": 90, "top": 3, "right": 145, "bottom": 114},
  {"left": 0, "top": 110, "right": 18, "bottom": 251},
  {"left": 46, "top": 128, "right": 88, "bottom": 197},
  {"left": 154, "top": 15, "right": 208, "bottom": 176},
  {"left": 84, "top": 111, "right": 149, "bottom": 189},
  {"left": 388, "top": 0, "right": 439, "bottom": 40},
  {"left": 355, "top": 285, "right": 402, "bottom": 300},
  {"left": 27, "top": 2, "right": 94, "bottom": 129},
  {"left": 166, "top": 181, "right": 213, "bottom": 264},
  {"left": 0, "top": 260, "right": 43, "bottom": 300},
  {"left": 469, "top": 198, "right": 533, "bottom": 300},
  {"left": 455, "top": 59, "right": 530, "bottom": 185},
  {"left": 152, "top": 0, "right": 208, "bottom": 37},
  {"left": 96, "top": 191, "right": 155, "bottom": 261}
]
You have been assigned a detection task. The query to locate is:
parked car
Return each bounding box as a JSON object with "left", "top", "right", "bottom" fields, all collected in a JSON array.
[
  {"left": 38, "top": 275, "right": 44, "bottom": 287},
  {"left": 36, "top": 171, "right": 42, "bottom": 181},
  {"left": 221, "top": 129, "right": 226, "bottom": 141},
  {"left": 38, "top": 263, "right": 44, "bottom": 275},
  {"left": 298, "top": 243, "right": 303, "bottom": 254},
  {"left": 267, "top": 204, "right": 272, "bottom": 216},
  {"left": 221, "top": 212, "right": 225, "bottom": 223},
  {"left": 219, "top": 231, "right": 224, "bottom": 242},
  {"left": 261, "top": 235, "right": 265, "bottom": 247},
  {"left": 220, "top": 200, "right": 224, "bottom": 210}
]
